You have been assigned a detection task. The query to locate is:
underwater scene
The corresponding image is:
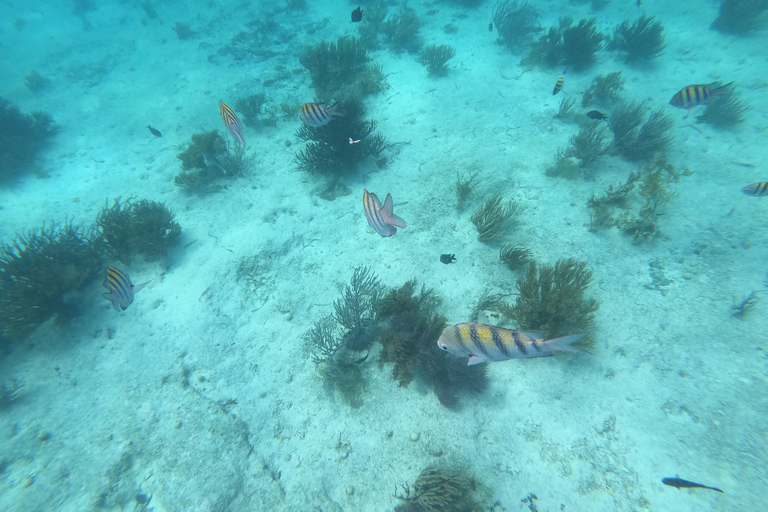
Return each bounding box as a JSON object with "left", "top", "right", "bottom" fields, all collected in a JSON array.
[{"left": 1, "top": 0, "right": 766, "bottom": 510}]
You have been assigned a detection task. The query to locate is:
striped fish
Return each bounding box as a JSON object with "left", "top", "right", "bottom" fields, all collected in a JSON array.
[
  {"left": 103, "top": 267, "right": 148, "bottom": 312},
  {"left": 362, "top": 188, "right": 407, "bottom": 237},
  {"left": 219, "top": 101, "right": 245, "bottom": 148},
  {"left": 437, "top": 322, "right": 587, "bottom": 365},
  {"left": 552, "top": 74, "right": 564, "bottom": 95},
  {"left": 669, "top": 82, "right": 734, "bottom": 110},
  {"left": 300, "top": 102, "right": 343, "bottom": 127},
  {"left": 742, "top": 182, "right": 768, "bottom": 197}
]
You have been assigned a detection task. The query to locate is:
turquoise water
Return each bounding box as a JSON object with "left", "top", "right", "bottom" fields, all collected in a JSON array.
[{"left": 1, "top": 0, "right": 766, "bottom": 510}]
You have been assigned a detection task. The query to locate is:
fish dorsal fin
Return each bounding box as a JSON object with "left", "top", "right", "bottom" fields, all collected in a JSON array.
[
  {"left": 520, "top": 330, "right": 544, "bottom": 340},
  {"left": 382, "top": 193, "right": 394, "bottom": 215}
]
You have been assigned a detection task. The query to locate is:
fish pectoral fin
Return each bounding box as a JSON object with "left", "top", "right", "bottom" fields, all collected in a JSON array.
[
  {"left": 467, "top": 355, "right": 486, "bottom": 366},
  {"left": 387, "top": 214, "right": 407, "bottom": 228}
]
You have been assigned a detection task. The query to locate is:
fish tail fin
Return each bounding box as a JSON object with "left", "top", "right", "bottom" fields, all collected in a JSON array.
[
  {"left": 387, "top": 214, "right": 407, "bottom": 228},
  {"left": 132, "top": 281, "right": 150, "bottom": 294},
  {"left": 381, "top": 194, "right": 407, "bottom": 228},
  {"left": 328, "top": 103, "right": 346, "bottom": 117},
  {"left": 545, "top": 333, "right": 589, "bottom": 354},
  {"left": 710, "top": 81, "right": 735, "bottom": 96}
]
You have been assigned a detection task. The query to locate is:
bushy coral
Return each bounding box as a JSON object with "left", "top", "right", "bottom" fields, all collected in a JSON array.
[
  {"left": 95, "top": 197, "right": 181, "bottom": 264},
  {"left": 299, "top": 36, "right": 378, "bottom": 101},
  {"left": 382, "top": 8, "right": 423, "bottom": 54},
  {"left": 522, "top": 17, "right": 604, "bottom": 70},
  {"left": 582, "top": 71, "right": 625, "bottom": 107},
  {"left": 492, "top": 0, "right": 541, "bottom": 49},
  {"left": 175, "top": 131, "right": 251, "bottom": 191},
  {"left": 234, "top": 92, "right": 267, "bottom": 128},
  {"left": 608, "top": 102, "right": 673, "bottom": 161},
  {"left": 471, "top": 193, "right": 517, "bottom": 243},
  {"left": 696, "top": 83, "right": 748, "bottom": 128},
  {"left": 711, "top": 0, "right": 768, "bottom": 34},
  {"left": 500, "top": 244, "right": 532, "bottom": 270},
  {"left": 0, "top": 220, "right": 101, "bottom": 342},
  {"left": 558, "top": 122, "right": 610, "bottom": 167},
  {"left": 417, "top": 44, "right": 456, "bottom": 76},
  {"left": 608, "top": 15, "right": 665, "bottom": 62},
  {"left": 0, "top": 97, "right": 57, "bottom": 182},
  {"left": 295, "top": 100, "right": 388, "bottom": 177},
  {"left": 500, "top": 258, "right": 599, "bottom": 339},
  {"left": 395, "top": 466, "right": 478, "bottom": 512}
]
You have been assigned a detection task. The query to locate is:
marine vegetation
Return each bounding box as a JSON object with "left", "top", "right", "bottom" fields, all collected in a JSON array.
[
  {"left": 175, "top": 131, "right": 251, "bottom": 191},
  {"left": 711, "top": 0, "right": 768, "bottom": 34},
  {"left": 492, "top": 0, "right": 541, "bottom": 49},
  {"left": 0, "top": 220, "right": 101, "bottom": 342},
  {"left": 299, "top": 36, "right": 378, "bottom": 101},
  {"left": 417, "top": 44, "right": 456, "bottom": 76},
  {"left": 581, "top": 72, "right": 625, "bottom": 107},
  {"left": 95, "top": 197, "right": 182, "bottom": 264},
  {"left": 732, "top": 291, "right": 760, "bottom": 319},
  {"left": 558, "top": 122, "right": 610, "bottom": 168},
  {"left": 0, "top": 379, "right": 23, "bottom": 409},
  {"left": 523, "top": 17, "right": 605, "bottom": 71},
  {"left": 378, "top": 280, "right": 488, "bottom": 409},
  {"left": 172, "top": 22, "right": 196, "bottom": 40},
  {"left": 555, "top": 96, "right": 576, "bottom": 120},
  {"left": 455, "top": 169, "right": 481, "bottom": 211},
  {"left": 395, "top": 466, "right": 479, "bottom": 512},
  {"left": 0, "top": 97, "right": 57, "bottom": 182},
  {"left": 295, "top": 99, "right": 389, "bottom": 177},
  {"left": 24, "top": 70, "right": 51, "bottom": 92},
  {"left": 356, "top": 1, "right": 388, "bottom": 49},
  {"left": 234, "top": 92, "right": 267, "bottom": 128},
  {"left": 333, "top": 265, "right": 382, "bottom": 351},
  {"left": 500, "top": 244, "right": 532, "bottom": 270},
  {"left": 381, "top": 8, "right": 423, "bottom": 54},
  {"left": 471, "top": 193, "right": 517, "bottom": 243},
  {"left": 586, "top": 171, "right": 639, "bottom": 232},
  {"left": 608, "top": 102, "right": 674, "bottom": 161},
  {"left": 608, "top": 15, "right": 665, "bottom": 62},
  {"left": 696, "top": 83, "right": 748, "bottom": 128},
  {"left": 500, "top": 258, "right": 599, "bottom": 339}
]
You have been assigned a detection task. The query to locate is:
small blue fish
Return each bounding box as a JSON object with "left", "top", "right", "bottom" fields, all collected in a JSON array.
[
  {"left": 362, "top": 188, "right": 407, "bottom": 237},
  {"left": 103, "top": 267, "right": 148, "bottom": 311},
  {"left": 300, "top": 102, "right": 343, "bottom": 127},
  {"left": 220, "top": 101, "right": 245, "bottom": 148}
]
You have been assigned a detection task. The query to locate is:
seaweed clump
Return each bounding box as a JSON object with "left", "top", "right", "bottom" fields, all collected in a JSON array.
[
  {"left": 0, "top": 221, "right": 101, "bottom": 342},
  {"left": 492, "top": 0, "right": 541, "bottom": 49},
  {"left": 471, "top": 193, "right": 517, "bottom": 243},
  {"left": 522, "top": 17, "right": 605, "bottom": 71},
  {"left": 381, "top": 8, "right": 423, "bottom": 54},
  {"left": 0, "top": 97, "right": 57, "bottom": 182},
  {"left": 234, "top": 92, "right": 267, "bottom": 128},
  {"left": 295, "top": 99, "right": 389, "bottom": 179},
  {"left": 608, "top": 101, "right": 674, "bottom": 161},
  {"left": 557, "top": 122, "right": 610, "bottom": 168},
  {"left": 500, "top": 258, "right": 599, "bottom": 339},
  {"left": 500, "top": 244, "right": 532, "bottom": 270},
  {"left": 378, "top": 280, "right": 488, "bottom": 409},
  {"left": 417, "top": 44, "right": 456, "bottom": 76},
  {"left": 696, "top": 83, "right": 748, "bottom": 128},
  {"left": 395, "top": 466, "right": 479, "bottom": 512},
  {"left": 582, "top": 72, "right": 625, "bottom": 107},
  {"left": 608, "top": 15, "right": 665, "bottom": 62},
  {"left": 299, "top": 36, "right": 381, "bottom": 101},
  {"left": 95, "top": 197, "right": 181, "bottom": 264},
  {"left": 175, "top": 130, "right": 251, "bottom": 191},
  {"left": 711, "top": 0, "right": 768, "bottom": 35}
]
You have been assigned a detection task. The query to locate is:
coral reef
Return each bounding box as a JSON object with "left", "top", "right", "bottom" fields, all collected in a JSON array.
[
  {"left": 382, "top": 8, "right": 423, "bottom": 54},
  {"left": 558, "top": 122, "right": 609, "bottom": 167},
  {"left": 711, "top": 0, "right": 768, "bottom": 34},
  {"left": 378, "top": 280, "right": 487, "bottom": 408},
  {"left": 471, "top": 193, "right": 517, "bottom": 243},
  {"left": 500, "top": 244, "right": 532, "bottom": 270},
  {"left": 95, "top": 197, "right": 182, "bottom": 263},
  {"left": 0, "top": 97, "right": 57, "bottom": 182},
  {"left": 395, "top": 466, "right": 478, "bottom": 512},
  {"left": 417, "top": 44, "right": 456, "bottom": 76},
  {"left": 175, "top": 131, "right": 251, "bottom": 191},
  {"left": 492, "top": 0, "right": 542, "bottom": 49},
  {"left": 608, "top": 102, "right": 673, "bottom": 161},
  {"left": 299, "top": 36, "right": 377, "bottom": 101},
  {"left": 500, "top": 258, "right": 599, "bottom": 339},
  {"left": 0, "top": 220, "right": 101, "bottom": 342},
  {"left": 234, "top": 92, "right": 267, "bottom": 128},
  {"left": 333, "top": 265, "right": 382, "bottom": 351},
  {"left": 696, "top": 83, "right": 748, "bottom": 128},
  {"left": 522, "top": 17, "right": 604, "bottom": 70},
  {"left": 295, "top": 99, "right": 388, "bottom": 177},
  {"left": 608, "top": 15, "right": 665, "bottom": 62},
  {"left": 582, "top": 72, "right": 625, "bottom": 107}
]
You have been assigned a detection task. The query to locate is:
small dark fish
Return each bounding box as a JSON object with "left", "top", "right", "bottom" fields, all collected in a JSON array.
[
  {"left": 147, "top": 125, "right": 161, "bottom": 137},
  {"left": 103, "top": 267, "right": 148, "bottom": 312},
  {"left": 220, "top": 101, "right": 246, "bottom": 148},
  {"left": 440, "top": 254, "right": 456, "bottom": 264},
  {"left": 586, "top": 110, "right": 608, "bottom": 120},
  {"left": 351, "top": 7, "right": 363, "bottom": 23},
  {"left": 636, "top": 0, "right": 641, "bottom": 7},
  {"left": 489, "top": 22, "right": 493, "bottom": 31},
  {"left": 662, "top": 478, "right": 723, "bottom": 493},
  {"left": 553, "top": 74, "right": 564, "bottom": 95},
  {"left": 742, "top": 182, "right": 768, "bottom": 197},
  {"left": 354, "top": 350, "right": 370, "bottom": 364}
]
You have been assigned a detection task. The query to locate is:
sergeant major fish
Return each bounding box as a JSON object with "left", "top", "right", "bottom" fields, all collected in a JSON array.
[
  {"left": 669, "top": 82, "right": 734, "bottom": 110},
  {"left": 437, "top": 322, "right": 586, "bottom": 365},
  {"left": 300, "top": 102, "right": 344, "bottom": 127},
  {"left": 103, "top": 266, "right": 148, "bottom": 312},
  {"left": 553, "top": 74, "right": 564, "bottom": 95},
  {"left": 742, "top": 181, "right": 768, "bottom": 197},
  {"left": 362, "top": 188, "right": 407, "bottom": 237}
]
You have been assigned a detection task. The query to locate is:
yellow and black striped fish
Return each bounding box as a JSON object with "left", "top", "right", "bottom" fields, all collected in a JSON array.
[
  {"left": 219, "top": 101, "right": 245, "bottom": 148},
  {"left": 300, "top": 102, "right": 343, "bottom": 127},
  {"left": 103, "top": 266, "right": 148, "bottom": 312},
  {"left": 437, "top": 322, "right": 586, "bottom": 365},
  {"left": 362, "top": 188, "right": 407, "bottom": 237},
  {"left": 552, "top": 74, "right": 564, "bottom": 95},
  {"left": 669, "top": 82, "right": 734, "bottom": 110},
  {"left": 742, "top": 182, "right": 768, "bottom": 197}
]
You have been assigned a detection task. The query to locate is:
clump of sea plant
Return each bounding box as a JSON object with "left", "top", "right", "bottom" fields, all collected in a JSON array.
[
  {"left": 471, "top": 193, "right": 517, "bottom": 243},
  {"left": 175, "top": 131, "right": 251, "bottom": 192},
  {"left": 24, "top": 70, "right": 51, "bottom": 92},
  {"left": 696, "top": 83, "right": 748, "bottom": 128},
  {"left": 711, "top": 0, "right": 768, "bottom": 35},
  {"left": 234, "top": 92, "right": 267, "bottom": 128},
  {"left": 608, "top": 15, "right": 665, "bottom": 62},
  {"left": 608, "top": 101, "right": 674, "bottom": 161},
  {"left": 500, "top": 244, "right": 532, "bottom": 270},
  {"left": 299, "top": 36, "right": 379, "bottom": 101},
  {"left": 0, "top": 97, "right": 57, "bottom": 182},
  {"left": 295, "top": 99, "right": 389, "bottom": 178},
  {"left": 0, "top": 220, "right": 101, "bottom": 342},
  {"left": 492, "top": 0, "right": 541, "bottom": 49},
  {"left": 95, "top": 197, "right": 182, "bottom": 264},
  {"left": 357, "top": 0, "right": 388, "bottom": 49},
  {"left": 455, "top": 169, "right": 481, "bottom": 211},
  {"left": 582, "top": 72, "right": 625, "bottom": 107},
  {"left": 500, "top": 258, "right": 599, "bottom": 339},
  {"left": 417, "top": 44, "right": 455, "bottom": 76},
  {"left": 557, "top": 122, "right": 610, "bottom": 168},
  {"left": 381, "top": 8, "right": 423, "bottom": 53},
  {"left": 395, "top": 466, "right": 478, "bottom": 512},
  {"left": 524, "top": 17, "right": 604, "bottom": 71}
]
